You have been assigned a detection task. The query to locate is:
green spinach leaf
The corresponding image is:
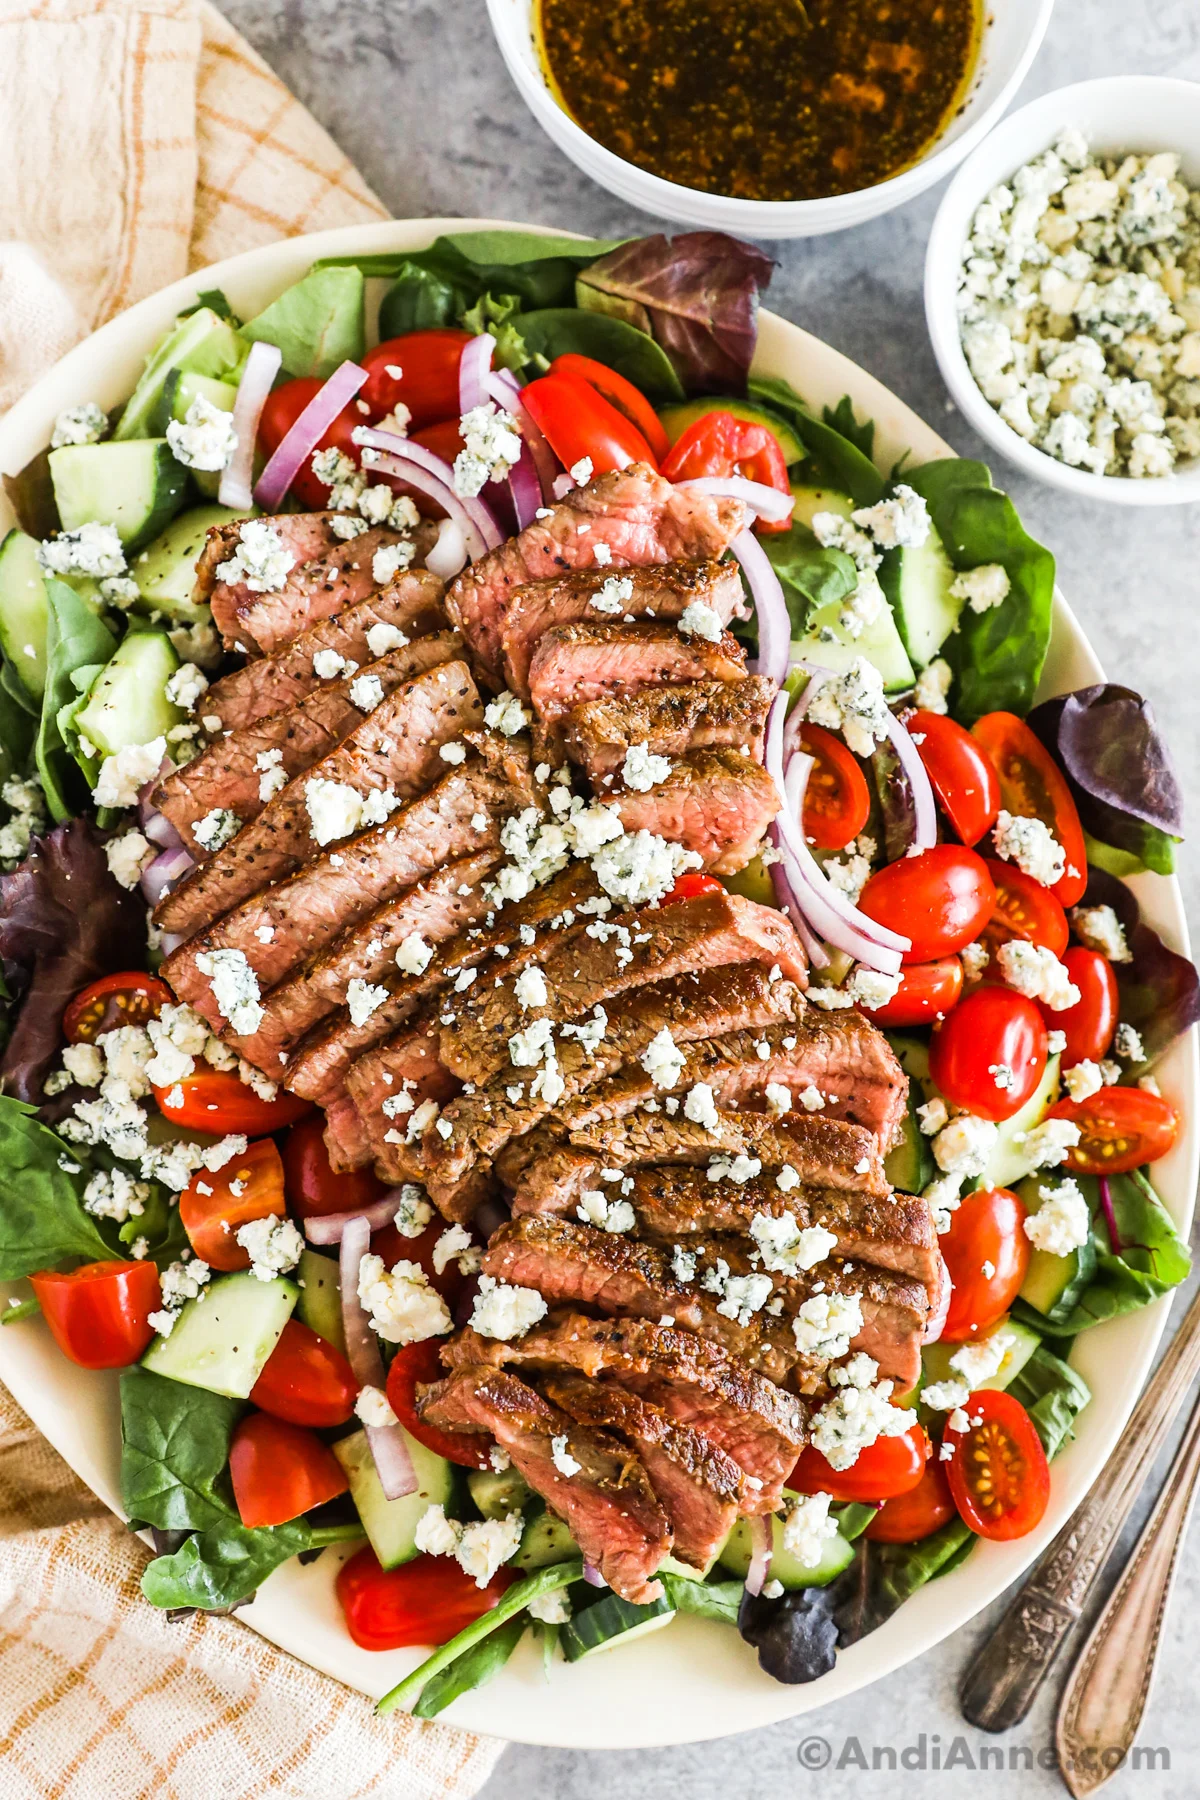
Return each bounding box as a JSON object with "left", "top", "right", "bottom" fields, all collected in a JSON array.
[
  {"left": 516, "top": 309, "right": 684, "bottom": 400},
  {"left": 661, "top": 1574, "right": 744, "bottom": 1625},
  {"left": 412, "top": 1615, "right": 528, "bottom": 1719},
  {"left": 0, "top": 1095, "right": 111, "bottom": 1277},
  {"left": 822, "top": 396, "right": 875, "bottom": 461},
  {"left": 120, "top": 1368, "right": 243, "bottom": 1532},
  {"left": 36, "top": 582, "right": 116, "bottom": 821},
  {"left": 761, "top": 522, "right": 858, "bottom": 633},
  {"left": 748, "top": 376, "right": 885, "bottom": 505},
  {"left": 1008, "top": 1344, "right": 1091, "bottom": 1459},
  {"left": 140, "top": 1515, "right": 313, "bottom": 1611},
  {"left": 377, "top": 260, "right": 473, "bottom": 336},
  {"left": 243, "top": 267, "right": 366, "bottom": 379}
]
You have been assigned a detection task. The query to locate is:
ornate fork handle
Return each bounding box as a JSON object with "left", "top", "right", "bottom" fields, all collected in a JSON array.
[{"left": 960, "top": 1281, "right": 1200, "bottom": 1732}]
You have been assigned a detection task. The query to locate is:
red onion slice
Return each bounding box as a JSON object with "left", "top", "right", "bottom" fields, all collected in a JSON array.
[
  {"left": 728, "top": 527, "right": 789, "bottom": 689},
  {"left": 768, "top": 842, "right": 829, "bottom": 970},
  {"left": 506, "top": 438, "right": 542, "bottom": 530},
  {"left": 582, "top": 1562, "right": 607, "bottom": 1588},
  {"left": 339, "top": 1216, "right": 417, "bottom": 1500},
  {"left": 458, "top": 332, "right": 495, "bottom": 415},
  {"left": 883, "top": 710, "right": 938, "bottom": 852},
  {"left": 486, "top": 369, "right": 559, "bottom": 498},
  {"left": 139, "top": 845, "right": 195, "bottom": 907},
  {"left": 355, "top": 426, "right": 503, "bottom": 553},
  {"left": 254, "top": 360, "right": 368, "bottom": 512},
  {"left": 677, "top": 474, "right": 795, "bottom": 525},
  {"left": 922, "top": 1252, "right": 953, "bottom": 1345},
  {"left": 425, "top": 517, "right": 469, "bottom": 581},
  {"left": 220, "top": 340, "right": 282, "bottom": 511},
  {"left": 304, "top": 1191, "right": 406, "bottom": 1245},
  {"left": 744, "top": 1513, "right": 773, "bottom": 1597}
]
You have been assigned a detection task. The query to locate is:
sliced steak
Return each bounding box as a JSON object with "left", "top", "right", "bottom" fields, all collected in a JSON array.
[
  {"left": 155, "top": 661, "right": 484, "bottom": 937},
  {"left": 539, "top": 1372, "right": 742, "bottom": 1572},
  {"left": 445, "top": 1314, "right": 806, "bottom": 1514},
  {"left": 441, "top": 890, "right": 809, "bottom": 1085},
  {"left": 197, "top": 513, "right": 344, "bottom": 614},
  {"left": 499, "top": 558, "right": 745, "bottom": 699},
  {"left": 447, "top": 463, "right": 748, "bottom": 680},
  {"left": 608, "top": 750, "right": 777, "bottom": 875},
  {"left": 154, "top": 632, "right": 463, "bottom": 855},
  {"left": 325, "top": 1021, "right": 458, "bottom": 1173},
  {"left": 528, "top": 621, "right": 746, "bottom": 728},
  {"left": 563, "top": 678, "right": 773, "bottom": 783},
  {"left": 202, "top": 572, "right": 446, "bottom": 732},
  {"left": 418, "top": 1365, "right": 670, "bottom": 1602},
  {"left": 212, "top": 524, "right": 415, "bottom": 655},
  {"left": 631, "top": 1167, "right": 941, "bottom": 1293}
]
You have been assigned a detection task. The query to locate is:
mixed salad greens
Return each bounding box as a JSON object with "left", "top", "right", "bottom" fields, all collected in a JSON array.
[{"left": 0, "top": 226, "right": 1196, "bottom": 1716}]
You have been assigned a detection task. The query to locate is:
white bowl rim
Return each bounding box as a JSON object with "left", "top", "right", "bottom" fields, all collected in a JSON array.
[
  {"left": 926, "top": 74, "right": 1200, "bottom": 507},
  {"left": 0, "top": 215, "right": 1195, "bottom": 1748}
]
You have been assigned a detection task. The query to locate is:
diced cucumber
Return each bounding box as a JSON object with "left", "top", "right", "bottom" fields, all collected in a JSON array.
[
  {"left": 131, "top": 503, "right": 250, "bottom": 622},
  {"left": 659, "top": 1548, "right": 721, "bottom": 1580},
  {"left": 294, "top": 1247, "right": 346, "bottom": 1355},
  {"left": 50, "top": 441, "right": 187, "bottom": 553},
  {"left": 885, "top": 1031, "right": 931, "bottom": 1087},
  {"left": 979, "top": 1053, "right": 1061, "bottom": 1191},
  {"left": 115, "top": 307, "right": 245, "bottom": 442},
  {"left": 141, "top": 1269, "right": 297, "bottom": 1397},
  {"left": 333, "top": 1427, "right": 454, "bottom": 1570},
  {"left": 878, "top": 522, "right": 962, "bottom": 672},
  {"left": 0, "top": 529, "right": 50, "bottom": 700},
  {"left": 788, "top": 483, "right": 854, "bottom": 531},
  {"left": 885, "top": 1081, "right": 935, "bottom": 1195},
  {"left": 789, "top": 589, "right": 916, "bottom": 695},
  {"left": 560, "top": 1590, "right": 677, "bottom": 1661},
  {"left": 921, "top": 1318, "right": 1042, "bottom": 1396},
  {"left": 512, "top": 1509, "right": 578, "bottom": 1570},
  {"left": 721, "top": 853, "right": 776, "bottom": 908},
  {"left": 467, "top": 1464, "right": 534, "bottom": 1521},
  {"left": 156, "top": 371, "right": 240, "bottom": 499},
  {"left": 1016, "top": 1174, "right": 1098, "bottom": 1320},
  {"left": 74, "top": 628, "right": 183, "bottom": 758},
  {"left": 718, "top": 1497, "right": 855, "bottom": 1590},
  {"left": 658, "top": 398, "right": 804, "bottom": 467}
]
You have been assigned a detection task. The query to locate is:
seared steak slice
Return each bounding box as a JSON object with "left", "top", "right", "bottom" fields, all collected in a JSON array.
[
  {"left": 418, "top": 1366, "right": 671, "bottom": 1602},
  {"left": 500, "top": 558, "right": 745, "bottom": 698},
  {"left": 202, "top": 572, "right": 446, "bottom": 732},
  {"left": 447, "top": 463, "right": 748, "bottom": 679},
  {"left": 631, "top": 1167, "right": 941, "bottom": 1293},
  {"left": 540, "top": 1372, "right": 742, "bottom": 1572},
  {"left": 445, "top": 1314, "right": 806, "bottom": 1513},
  {"left": 609, "top": 750, "right": 777, "bottom": 875},
  {"left": 441, "top": 891, "right": 809, "bottom": 1085},
  {"left": 156, "top": 661, "right": 484, "bottom": 937},
  {"left": 212, "top": 523, "right": 415, "bottom": 654},
  {"left": 154, "top": 632, "right": 463, "bottom": 855},
  {"left": 564, "top": 678, "right": 773, "bottom": 782},
  {"left": 325, "top": 1021, "right": 458, "bottom": 1173},
  {"left": 528, "top": 621, "right": 746, "bottom": 728},
  {"left": 197, "top": 513, "right": 344, "bottom": 611}
]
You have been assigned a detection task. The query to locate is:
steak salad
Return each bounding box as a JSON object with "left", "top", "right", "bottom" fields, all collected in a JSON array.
[{"left": 0, "top": 227, "right": 1195, "bottom": 1713}]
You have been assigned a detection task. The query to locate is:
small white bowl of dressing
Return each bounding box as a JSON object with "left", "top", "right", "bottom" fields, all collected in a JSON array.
[{"left": 486, "top": 0, "right": 1055, "bottom": 239}]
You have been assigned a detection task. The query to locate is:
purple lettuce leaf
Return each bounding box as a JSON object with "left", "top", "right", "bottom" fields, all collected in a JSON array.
[
  {"left": 1028, "top": 685, "right": 1183, "bottom": 875},
  {"left": 1081, "top": 866, "right": 1199, "bottom": 1067}
]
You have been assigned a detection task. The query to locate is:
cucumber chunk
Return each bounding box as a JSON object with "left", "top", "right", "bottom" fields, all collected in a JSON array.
[
  {"left": 512, "top": 1509, "right": 578, "bottom": 1570},
  {"left": 50, "top": 441, "right": 187, "bottom": 553},
  {"left": 333, "top": 1428, "right": 454, "bottom": 1570},
  {"left": 156, "top": 371, "right": 240, "bottom": 499},
  {"left": 921, "top": 1318, "right": 1042, "bottom": 1396},
  {"left": 788, "top": 483, "right": 854, "bottom": 531},
  {"left": 131, "top": 502, "right": 250, "bottom": 622},
  {"left": 658, "top": 397, "right": 804, "bottom": 467},
  {"left": 115, "top": 307, "right": 245, "bottom": 442},
  {"left": 293, "top": 1247, "right": 346, "bottom": 1354},
  {"left": 467, "top": 1464, "right": 534, "bottom": 1521},
  {"left": 878, "top": 522, "right": 962, "bottom": 672},
  {"left": 1016, "top": 1175, "right": 1098, "bottom": 1319},
  {"left": 141, "top": 1269, "right": 297, "bottom": 1397},
  {"left": 560, "top": 1590, "right": 676, "bottom": 1661},
  {"left": 789, "top": 590, "right": 915, "bottom": 695},
  {"left": 979, "top": 1053, "right": 1061, "bottom": 1191},
  {"left": 74, "top": 628, "right": 183, "bottom": 758},
  {"left": 886, "top": 1031, "right": 931, "bottom": 1087},
  {"left": 0, "top": 529, "right": 50, "bottom": 700},
  {"left": 718, "top": 1497, "right": 855, "bottom": 1590},
  {"left": 721, "top": 853, "right": 776, "bottom": 908},
  {"left": 885, "top": 1081, "right": 935, "bottom": 1195}
]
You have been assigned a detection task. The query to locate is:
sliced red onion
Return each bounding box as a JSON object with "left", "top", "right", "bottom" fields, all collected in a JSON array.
[
  {"left": 140, "top": 845, "right": 195, "bottom": 907},
  {"left": 728, "top": 527, "right": 789, "bottom": 689},
  {"left": 506, "top": 438, "right": 542, "bottom": 530},
  {"left": 922, "top": 1253, "right": 953, "bottom": 1345},
  {"left": 768, "top": 842, "right": 829, "bottom": 969},
  {"left": 143, "top": 811, "right": 185, "bottom": 852},
  {"left": 677, "top": 474, "right": 795, "bottom": 525},
  {"left": 339, "top": 1216, "right": 417, "bottom": 1500},
  {"left": 425, "top": 517, "right": 468, "bottom": 581},
  {"left": 304, "top": 1191, "right": 406, "bottom": 1245},
  {"left": 582, "top": 1562, "right": 607, "bottom": 1588},
  {"left": 355, "top": 426, "right": 503, "bottom": 553},
  {"left": 137, "top": 756, "right": 175, "bottom": 823},
  {"left": 883, "top": 711, "right": 938, "bottom": 853},
  {"left": 254, "top": 360, "right": 368, "bottom": 512},
  {"left": 744, "top": 1513, "right": 773, "bottom": 1597},
  {"left": 220, "top": 340, "right": 282, "bottom": 510},
  {"left": 459, "top": 332, "right": 495, "bottom": 415},
  {"left": 486, "top": 369, "right": 559, "bottom": 498}
]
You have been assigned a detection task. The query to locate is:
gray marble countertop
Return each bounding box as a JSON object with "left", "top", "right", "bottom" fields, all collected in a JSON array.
[{"left": 219, "top": 0, "right": 1200, "bottom": 1790}]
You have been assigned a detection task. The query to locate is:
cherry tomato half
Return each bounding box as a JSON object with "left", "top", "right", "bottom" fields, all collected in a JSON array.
[
  {"left": 981, "top": 857, "right": 1069, "bottom": 959},
  {"left": 548, "top": 353, "right": 671, "bottom": 463},
  {"left": 179, "top": 1136, "right": 286, "bottom": 1270},
  {"left": 1048, "top": 947, "right": 1119, "bottom": 1069},
  {"left": 521, "top": 371, "right": 659, "bottom": 476},
  {"left": 910, "top": 711, "right": 1000, "bottom": 847},
  {"left": 799, "top": 723, "right": 871, "bottom": 851},
  {"left": 282, "top": 1115, "right": 387, "bottom": 1223},
  {"left": 249, "top": 1318, "right": 357, "bottom": 1428},
  {"left": 29, "top": 1260, "right": 160, "bottom": 1369},
  {"left": 229, "top": 1412, "right": 349, "bottom": 1529},
  {"left": 1047, "top": 1085, "right": 1179, "bottom": 1174},
  {"left": 337, "top": 1545, "right": 513, "bottom": 1651},
  {"left": 258, "top": 377, "right": 362, "bottom": 510},
  {"left": 660, "top": 410, "right": 792, "bottom": 533},
  {"left": 63, "top": 972, "right": 173, "bottom": 1045},
  {"left": 790, "top": 1422, "right": 930, "bottom": 1503},
  {"left": 939, "top": 1188, "right": 1030, "bottom": 1342},
  {"left": 358, "top": 330, "right": 472, "bottom": 430},
  {"left": 386, "top": 1337, "right": 494, "bottom": 1470},
  {"left": 661, "top": 871, "right": 725, "bottom": 907},
  {"left": 943, "top": 1389, "right": 1050, "bottom": 1541},
  {"left": 865, "top": 1460, "right": 957, "bottom": 1543},
  {"left": 152, "top": 1068, "right": 312, "bottom": 1136},
  {"left": 929, "top": 984, "right": 1048, "bottom": 1123},
  {"left": 859, "top": 845, "right": 996, "bottom": 965},
  {"left": 972, "top": 712, "right": 1088, "bottom": 908},
  {"left": 859, "top": 956, "right": 964, "bottom": 1028}
]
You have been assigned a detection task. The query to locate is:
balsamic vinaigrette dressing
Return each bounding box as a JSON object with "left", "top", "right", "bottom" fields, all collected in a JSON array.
[{"left": 535, "top": 0, "right": 982, "bottom": 203}]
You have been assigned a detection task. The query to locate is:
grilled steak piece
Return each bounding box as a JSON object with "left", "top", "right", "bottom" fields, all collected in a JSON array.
[
  {"left": 563, "top": 678, "right": 773, "bottom": 783},
  {"left": 326, "top": 1021, "right": 458, "bottom": 1172},
  {"left": 153, "top": 632, "right": 463, "bottom": 855},
  {"left": 528, "top": 621, "right": 746, "bottom": 728},
  {"left": 441, "top": 891, "right": 809, "bottom": 1086},
  {"left": 499, "top": 558, "right": 745, "bottom": 699},
  {"left": 210, "top": 522, "right": 417, "bottom": 654},
  {"left": 202, "top": 572, "right": 446, "bottom": 733},
  {"left": 446, "top": 463, "right": 748, "bottom": 680},
  {"left": 162, "top": 754, "right": 529, "bottom": 1031},
  {"left": 196, "top": 513, "right": 344, "bottom": 607},
  {"left": 418, "top": 1366, "right": 671, "bottom": 1602},
  {"left": 631, "top": 1167, "right": 941, "bottom": 1293},
  {"left": 608, "top": 749, "right": 777, "bottom": 875},
  {"left": 445, "top": 1314, "right": 806, "bottom": 1513},
  {"left": 155, "top": 661, "right": 484, "bottom": 937},
  {"left": 540, "top": 1372, "right": 742, "bottom": 1572}
]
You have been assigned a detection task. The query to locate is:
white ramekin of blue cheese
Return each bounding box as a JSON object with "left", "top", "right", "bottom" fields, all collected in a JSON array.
[{"left": 925, "top": 77, "right": 1200, "bottom": 506}]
